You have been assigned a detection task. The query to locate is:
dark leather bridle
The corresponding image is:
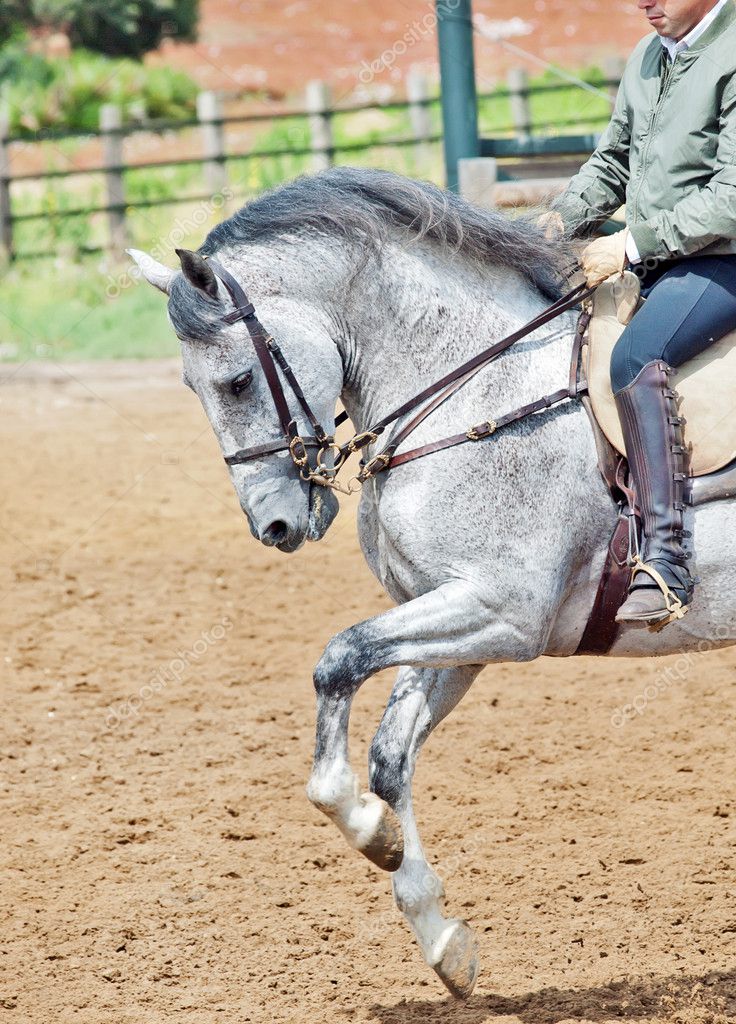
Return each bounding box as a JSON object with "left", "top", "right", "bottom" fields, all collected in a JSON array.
[
  {"left": 207, "top": 258, "right": 333, "bottom": 475},
  {"left": 207, "top": 256, "right": 595, "bottom": 494}
]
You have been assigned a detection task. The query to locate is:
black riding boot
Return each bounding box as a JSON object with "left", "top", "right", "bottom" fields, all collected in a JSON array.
[{"left": 614, "top": 360, "right": 695, "bottom": 627}]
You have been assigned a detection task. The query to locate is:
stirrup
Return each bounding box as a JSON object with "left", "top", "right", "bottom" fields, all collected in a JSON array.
[{"left": 629, "top": 556, "right": 689, "bottom": 632}]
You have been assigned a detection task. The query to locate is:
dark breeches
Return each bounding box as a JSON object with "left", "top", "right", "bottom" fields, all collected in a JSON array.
[{"left": 610, "top": 255, "right": 736, "bottom": 394}]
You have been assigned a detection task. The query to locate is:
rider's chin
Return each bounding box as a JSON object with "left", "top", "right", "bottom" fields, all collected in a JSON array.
[{"left": 307, "top": 484, "right": 339, "bottom": 542}]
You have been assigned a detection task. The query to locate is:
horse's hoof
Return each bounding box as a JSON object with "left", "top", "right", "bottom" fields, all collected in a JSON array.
[
  {"left": 355, "top": 792, "right": 404, "bottom": 872},
  {"left": 433, "top": 920, "right": 479, "bottom": 1000}
]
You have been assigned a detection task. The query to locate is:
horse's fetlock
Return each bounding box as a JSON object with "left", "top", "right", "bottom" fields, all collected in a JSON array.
[
  {"left": 395, "top": 870, "right": 444, "bottom": 915},
  {"left": 306, "top": 765, "right": 357, "bottom": 815}
]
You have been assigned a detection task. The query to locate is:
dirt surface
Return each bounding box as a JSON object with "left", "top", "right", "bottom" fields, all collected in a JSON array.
[
  {"left": 152, "top": 0, "right": 648, "bottom": 100},
  {"left": 2, "top": 361, "right": 736, "bottom": 1024}
]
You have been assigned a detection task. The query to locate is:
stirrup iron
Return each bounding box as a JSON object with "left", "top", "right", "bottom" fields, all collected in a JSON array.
[{"left": 628, "top": 555, "right": 689, "bottom": 632}]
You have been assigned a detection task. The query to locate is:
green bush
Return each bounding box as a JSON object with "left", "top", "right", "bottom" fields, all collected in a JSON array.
[
  {"left": 0, "top": 0, "right": 198, "bottom": 58},
  {"left": 1, "top": 43, "right": 198, "bottom": 135}
]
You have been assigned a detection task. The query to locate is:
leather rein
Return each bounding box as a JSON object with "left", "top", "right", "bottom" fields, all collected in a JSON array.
[{"left": 208, "top": 258, "right": 595, "bottom": 494}]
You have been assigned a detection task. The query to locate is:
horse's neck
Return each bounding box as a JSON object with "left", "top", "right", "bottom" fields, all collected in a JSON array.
[{"left": 337, "top": 242, "right": 572, "bottom": 432}]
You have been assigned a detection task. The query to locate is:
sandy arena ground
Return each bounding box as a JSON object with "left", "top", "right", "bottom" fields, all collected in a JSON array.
[{"left": 2, "top": 361, "right": 735, "bottom": 1024}]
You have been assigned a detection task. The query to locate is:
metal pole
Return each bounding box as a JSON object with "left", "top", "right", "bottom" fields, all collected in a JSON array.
[{"left": 435, "top": 0, "right": 479, "bottom": 192}]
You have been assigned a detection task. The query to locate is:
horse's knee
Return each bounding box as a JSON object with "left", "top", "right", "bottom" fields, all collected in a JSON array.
[
  {"left": 313, "top": 626, "right": 371, "bottom": 697},
  {"left": 369, "top": 736, "right": 408, "bottom": 809},
  {"left": 369, "top": 702, "right": 431, "bottom": 808}
]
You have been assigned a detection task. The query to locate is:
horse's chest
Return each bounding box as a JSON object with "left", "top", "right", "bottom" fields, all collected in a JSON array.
[
  {"left": 358, "top": 484, "right": 445, "bottom": 603},
  {"left": 358, "top": 493, "right": 407, "bottom": 600}
]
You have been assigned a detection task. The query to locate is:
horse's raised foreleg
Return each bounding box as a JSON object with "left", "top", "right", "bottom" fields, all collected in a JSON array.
[
  {"left": 369, "top": 664, "right": 481, "bottom": 999},
  {"left": 306, "top": 581, "right": 545, "bottom": 872},
  {"left": 304, "top": 645, "right": 405, "bottom": 872}
]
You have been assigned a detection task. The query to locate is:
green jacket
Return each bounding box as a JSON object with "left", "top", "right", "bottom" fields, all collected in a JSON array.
[{"left": 552, "top": 0, "right": 736, "bottom": 261}]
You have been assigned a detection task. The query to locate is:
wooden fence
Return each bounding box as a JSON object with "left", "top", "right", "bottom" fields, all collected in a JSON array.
[{"left": 0, "top": 63, "right": 624, "bottom": 262}]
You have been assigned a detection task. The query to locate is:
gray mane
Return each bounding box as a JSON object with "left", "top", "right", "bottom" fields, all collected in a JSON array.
[
  {"left": 169, "top": 167, "right": 571, "bottom": 340},
  {"left": 201, "top": 167, "right": 570, "bottom": 300}
]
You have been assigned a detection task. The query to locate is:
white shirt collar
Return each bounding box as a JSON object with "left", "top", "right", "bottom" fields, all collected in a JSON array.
[{"left": 661, "top": 0, "right": 729, "bottom": 59}]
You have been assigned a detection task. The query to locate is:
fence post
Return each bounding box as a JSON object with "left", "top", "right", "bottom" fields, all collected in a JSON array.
[
  {"left": 507, "top": 67, "right": 531, "bottom": 139},
  {"left": 603, "top": 56, "right": 625, "bottom": 109},
  {"left": 306, "top": 81, "right": 333, "bottom": 172},
  {"left": 197, "top": 90, "right": 228, "bottom": 195},
  {"left": 407, "top": 66, "right": 432, "bottom": 167},
  {"left": 100, "top": 103, "right": 127, "bottom": 253},
  {"left": 0, "top": 113, "right": 13, "bottom": 261},
  {"left": 458, "top": 157, "right": 497, "bottom": 209}
]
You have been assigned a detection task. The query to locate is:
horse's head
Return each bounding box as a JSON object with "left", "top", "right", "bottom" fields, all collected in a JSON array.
[{"left": 129, "top": 247, "right": 341, "bottom": 552}]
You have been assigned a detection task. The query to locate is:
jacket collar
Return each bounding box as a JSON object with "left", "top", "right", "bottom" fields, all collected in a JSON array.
[
  {"left": 661, "top": 0, "right": 729, "bottom": 58},
  {"left": 679, "top": 0, "right": 736, "bottom": 56}
]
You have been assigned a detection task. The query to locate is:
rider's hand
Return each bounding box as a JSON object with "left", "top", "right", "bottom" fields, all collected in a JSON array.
[
  {"left": 537, "top": 211, "right": 565, "bottom": 241},
  {"left": 581, "top": 230, "right": 629, "bottom": 288}
]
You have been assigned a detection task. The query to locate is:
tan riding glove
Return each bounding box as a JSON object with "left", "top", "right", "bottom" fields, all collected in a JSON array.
[
  {"left": 537, "top": 211, "right": 565, "bottom": 241},
  {"left": 581, "top": 230, "right": 629, "bottom": 287}
]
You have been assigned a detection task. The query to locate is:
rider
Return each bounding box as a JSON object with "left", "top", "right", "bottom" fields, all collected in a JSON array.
[{"left": 543, "top": 0, "right": 736, "bottom": 627}]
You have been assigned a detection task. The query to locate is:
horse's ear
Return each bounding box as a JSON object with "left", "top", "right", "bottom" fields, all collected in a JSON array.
[
  {"left": 126, "top": 249, "right": 174, "bottom": 295},
  {"left": 175, "top": 248, "right": 218, "bottom": 298}
]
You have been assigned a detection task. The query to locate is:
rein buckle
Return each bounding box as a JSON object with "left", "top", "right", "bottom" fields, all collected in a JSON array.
[
  {"left": 288, "top": 435, "right": 309, "bottom": 468},
  {"left": 466, "top": 420, "right": 497, "bottom": 442},
  {"left": 347, "top": 430, "right": 380, "bottom": 453},
  {"left": 359, "top": 452, "right": 392, "bottom": 481}
]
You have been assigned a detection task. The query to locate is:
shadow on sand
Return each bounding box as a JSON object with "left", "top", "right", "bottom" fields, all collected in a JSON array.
[{"left": 369, "top": 967, "right": 736, "bottom": 1023}]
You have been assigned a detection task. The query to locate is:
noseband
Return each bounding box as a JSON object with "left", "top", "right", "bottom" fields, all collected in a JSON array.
[{"left": 208, "top": 256, "right": 595, "bottom": 495}]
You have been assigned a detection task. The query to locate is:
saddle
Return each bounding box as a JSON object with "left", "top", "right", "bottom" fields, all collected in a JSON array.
[{"left": 586, "top": 272, "right": 736, "bottom": 481}]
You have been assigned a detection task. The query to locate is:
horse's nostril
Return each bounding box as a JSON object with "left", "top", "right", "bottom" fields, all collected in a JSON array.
[{"left": 263, "top": 520, "right": 288, "bottom": 545}]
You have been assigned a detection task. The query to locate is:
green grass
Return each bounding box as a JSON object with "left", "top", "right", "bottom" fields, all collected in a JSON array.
[
  {"left": 0, "top": 259, "right": 177, "bottom": 361},
  {"left": 527, "top": 69, "right": 612, "bottom": 133}
]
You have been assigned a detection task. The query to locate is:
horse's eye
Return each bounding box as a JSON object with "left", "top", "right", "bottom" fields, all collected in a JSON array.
[{"left": 231, "top": 371, "right": 252, "bottom": 396}]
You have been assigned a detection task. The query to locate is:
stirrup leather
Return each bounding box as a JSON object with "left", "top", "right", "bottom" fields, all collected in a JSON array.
[{"left": 629, "top": 555, "right": 689, "bottom": 632}]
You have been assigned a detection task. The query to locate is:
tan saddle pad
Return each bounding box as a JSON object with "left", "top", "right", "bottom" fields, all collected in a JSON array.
[{"left": 586, "top": 271, "right": 736, "bottom": 477}]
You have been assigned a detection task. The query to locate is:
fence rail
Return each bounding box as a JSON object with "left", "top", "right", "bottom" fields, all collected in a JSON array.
[{"left": 0, "top": 63, "right": 624, "bottom": 261}]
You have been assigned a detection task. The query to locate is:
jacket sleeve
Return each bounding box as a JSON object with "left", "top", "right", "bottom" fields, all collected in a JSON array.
[
  {"left": 629, "top": 77, "right": 736, "bottom": 261},
  {"left": 551, "top": 75, "right": 631, "bottom": 237}
]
